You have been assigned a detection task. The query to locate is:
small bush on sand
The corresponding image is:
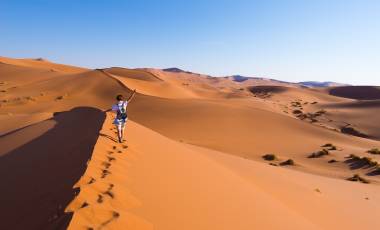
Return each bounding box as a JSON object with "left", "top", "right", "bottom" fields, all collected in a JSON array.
[
  {"left": 362, "top": 157, "right": 378, "bottom": 167},
  {"left": 315, "top": 110, "right": 326, "bottom": 115},
  {"left": 280, "top": 159, "right": 295, "bottom": 166},
  {"left": 328, "top": 159, "right": 337, "bottom": 163},
  {"left": 308, "top": 149, "right": 329, "bottom": 158},
  {"left": 347, "top": 154, "right": 360, "bottom": 160},
  {"left": 347, "top": 154, "right": 378, "bottom": 167},
  {"left": 321, "top": 143, "right": 337, "bottom": 150},
  {"left": 346, "top": 174, "right": 369, "bottom": 184},
  {"left": 262, "top": 154, "right": 276, "bottom": 161},
  {"left": 291, "top": 101, "right": 302, "bottom": 107},
  {"left": 292, "top": 109, "right": 303, "bottom": 115},
  {"left": 367, "top": 148, "right": 380, "bottom": 155}
]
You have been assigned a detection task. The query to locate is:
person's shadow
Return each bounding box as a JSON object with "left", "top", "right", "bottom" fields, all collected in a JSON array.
[{"left": 0, "top": 107, "right": 105, "bottom": 230}]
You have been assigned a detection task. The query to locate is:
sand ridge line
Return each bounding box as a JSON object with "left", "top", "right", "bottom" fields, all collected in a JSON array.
[{"left": 65, "top": 112, "right": 152, "bottom": 230}]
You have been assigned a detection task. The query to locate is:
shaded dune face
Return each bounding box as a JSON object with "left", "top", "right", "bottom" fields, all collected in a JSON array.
[
  {"left": 248, "top": 85, "right": 288, "bottom": 94},
  {"left": 0, "top": 107, "right": 105, "bottom": 230},
  {"left": 329, "top": 86, "right": 380, "bottom": 100}
]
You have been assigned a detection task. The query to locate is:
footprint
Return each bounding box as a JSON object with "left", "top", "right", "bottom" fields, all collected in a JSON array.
[
  {"left": 80, "top": 202, "right": 89, "bottom": 208},
  {"left": 117, "top": 150, "right": 122, "bottom": 153},
  {"left": 102, "top": 183, "right": 115, "bottom": 198},
  {"left": 97, "top": 194, "right": 104, "bottom": 203},
  {"left": 112, "top": 211, "right": 120, "bottom": 218},
  {"left": 103, "top": 190, "right": 114, "bottom": 199},
  {"left": 100, "top": 211, "right": 120, "bottom": 228},
  {"left": 101, "top": 169, "right": 111, "bottom": 178},
  {"left": 107, "top": 156, "right": 116, "bottom": 162},
  {"left": 122, "top": 145, "right": 128, "bottom": 149},
  {"left": 107, "top": 151, "right": 114, "bottom": 155},
  {"left": 88, "top": 177, "right": 96, "bottom": 184},
  {"left": 112, "top": 146, "right": 117, "bottom": 150},
  {"left": 102, "top": 161, "right": 111, "bottom": 169}
]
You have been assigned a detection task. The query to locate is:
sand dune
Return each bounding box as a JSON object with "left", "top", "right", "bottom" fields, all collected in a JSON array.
[
  {"left": 67, "top": 114, "right": 380, "bottom": 230},
  {"left": 322, "top": 100, "right": 380, "bottom": 140},
  {"left": 0, "top": 56, "right": 87, "bottom": 73},
  {"left": 1, "top": 57, "right": 380, "bottom": 229},
  {"left": 329, "top": 86, "right": 380, "bottom": 100}
]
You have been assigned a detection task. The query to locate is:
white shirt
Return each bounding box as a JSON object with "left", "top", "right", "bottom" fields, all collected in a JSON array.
[{"left": 112, "top": 100, "right": 128, "bottom": 113}]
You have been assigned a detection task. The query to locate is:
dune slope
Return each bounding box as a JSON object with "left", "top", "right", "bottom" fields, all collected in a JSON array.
[
  {"left": 0, "top": 107, "right": 105, "bottom": 230},
  {"left": 67, "top": 114, "right": 380, "bottom": 230}
]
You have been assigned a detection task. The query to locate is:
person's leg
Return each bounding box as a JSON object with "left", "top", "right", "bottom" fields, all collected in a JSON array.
[
  {"left": 117, "top": 124, "right": 123, "bottom": 143},
  {"left": 120, "top": 122, "right": 126, "bottom": 142}
]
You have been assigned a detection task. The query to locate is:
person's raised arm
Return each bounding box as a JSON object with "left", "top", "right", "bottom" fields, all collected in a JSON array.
[{"left": 127, "top": 89, "right": 137, "bottom": 102}]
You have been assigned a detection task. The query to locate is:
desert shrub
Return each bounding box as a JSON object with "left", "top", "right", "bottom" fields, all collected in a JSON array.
[
  {"left": 367, "top": 148, "right": 380, "bottom": 155},
  {"left": 262, "top": 154, "right": 276, "bottom": 161},
  {"left": 308, "top": 149, "right": 329, "bottom": 158},
  {"left": 346, "top": 174, "right": 369, "bottom": 184},
  {"left": 291, "top": 101, "right": 302, "bottom": 107},
  {"left": 24, "top": 96, "right": 36, "bottom": 101},
  {"left": 310, "top": 118, "right": 318, "bottom": 123},
  {"left": 362, "top": 157, "right": 378, "bottom": 167},
  {"left": 328, "top": 159, "right": 337, "bottom": 163},
  {"left": 280, "top": 159, "right": 295, "bottom": 166},
  {"left": 315, "top": 110, "right": 326, "bottom": 115},
  {"left": 292, "top": 109, "right": 303, "bottom": 115},
  {"left": 347, "top": 154, "right": 360, "bottom": 160},
  {"left": 341, "top": 126, "right": 368, "bottom": 138},
  {"left": 322, "top": 143, "right": 337, "bottom": 150},
  {"left": 346, "top": 154, "right": 378, "bottom": 167}
]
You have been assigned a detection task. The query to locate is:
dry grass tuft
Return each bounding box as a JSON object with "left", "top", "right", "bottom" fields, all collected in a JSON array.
[
  {"left": 367, "top": 148, "right": 380, "bottom": 155},
  {"left": 346, "top": 174, "right": 370, "bottom": 184},
  {"left": 308, "top": 149, "right": 329, "bottom": 158},
  {"left": 262, "top": 154, "right": 276, "bottom": 161},
  {"left": 280, "top": 159, "right": 295, "bottom": 166}
]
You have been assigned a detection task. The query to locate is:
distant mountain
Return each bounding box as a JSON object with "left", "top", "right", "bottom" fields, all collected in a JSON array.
[
  {"left": 162, "top": 69, "right": 349, "bottom": 88},
  {"left": 163, "top": 68, "right": 193, "bottom": 74},
  {"left": 227, "top": 75, "right": 251, "bottom": 82},
  {"left": 226, "top": 75, "right": 294, "bottom": 85},
  {"left": 299, "top": 81, "right": 348, "bottom": 88}
]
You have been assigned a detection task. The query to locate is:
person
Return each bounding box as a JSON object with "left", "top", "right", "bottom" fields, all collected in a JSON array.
[{"left": 112, "top": 90, "right": 136, "bottom": 143}]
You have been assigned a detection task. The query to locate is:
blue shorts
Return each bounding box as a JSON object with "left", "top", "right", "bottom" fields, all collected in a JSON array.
[{"left": 113, "top": 118, "right": 127, "bottom": 127}]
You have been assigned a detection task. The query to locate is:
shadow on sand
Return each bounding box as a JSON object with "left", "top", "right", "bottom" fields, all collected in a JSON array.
[
  {"left": 99, "top": 133, "right": 118, "bottom": 143},
  {"left": 0, "top": 107, "right": 105, "bottom": 230}
]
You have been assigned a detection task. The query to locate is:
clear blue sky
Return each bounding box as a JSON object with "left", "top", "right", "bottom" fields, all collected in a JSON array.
[{"left": 1, "top": 0, "right": 379, "bottom": 85}]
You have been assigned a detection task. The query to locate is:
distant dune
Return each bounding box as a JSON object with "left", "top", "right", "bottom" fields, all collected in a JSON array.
[
  {"left": 329, "top": 86, "right": 380, "bottom": 100},
  {"left": 299, "top": 81, "right": 348, "bottom": 88},
  {"left": 1, "top": 56, "right": 380, "bottom": 230}
]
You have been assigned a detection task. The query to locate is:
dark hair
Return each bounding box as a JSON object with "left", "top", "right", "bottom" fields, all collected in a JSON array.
[{"left": 116, "top": 94, "right": 123, "bottom": 101}]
